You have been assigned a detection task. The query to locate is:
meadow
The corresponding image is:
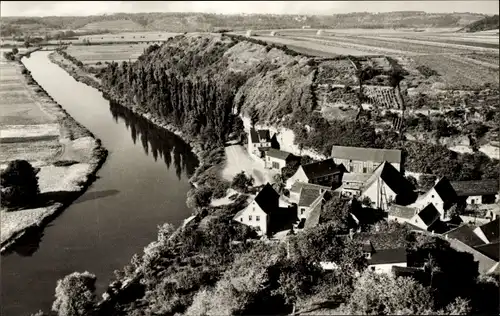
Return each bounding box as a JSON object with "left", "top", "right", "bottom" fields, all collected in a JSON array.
[{"left": 66, "top": 43, "right": 151, "bottom": 65}]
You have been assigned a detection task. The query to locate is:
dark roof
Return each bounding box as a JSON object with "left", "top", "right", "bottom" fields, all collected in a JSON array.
[
  {"left": 290, "top": 182, "right": 332, "bottom": 194},
  {"left": 266, "top": 148, "right": 292, "bottom": 160},
  {"left": 450, "top": 180, "right": 499, "bottom": 197},
  {"left": 445, "top": 224, "right": 485, "bottom": 248},
  {"left": 478, "top": 218, "right": 499, "bottom": 243},
  {"left": 417, "top": 203, "right": 440, "bottom": 227},
  {"left": 331, "top": 146, "right": 402, "bottom": 164},
  {"left": 342, "top": 172, "right": 372, "bottom": 183},
  {"left": 392, "top": 266, "right": 427, "bottom": 281},
  {"left": 303, "top": 199, "right": 323, "bottom": 229},
  {"left": 298, "top": 187, "right": 322, "bottom": 207},
  {"left": 369, "top": 247, "right": 407, "bottom": 265},
  {"left": 254, "top": 183, "right": 280, "bottom": 214},
  {"left": 388, "top": 204, "right": 417, "bottom": 219},
  {"left": 249, "top": 128, "right": 271, "bottom": 143},
  {"left": 301, "top": 158, "right": 342, "bottom": 180},
  {"left": 363, "top": 161, "right": 414, "bottom": 196},
  {"left": 433, "top": 177, "right": 458, "bottom": 207},
  {"left": 474, "top": 242, "right": 500, "bottom": 261}
]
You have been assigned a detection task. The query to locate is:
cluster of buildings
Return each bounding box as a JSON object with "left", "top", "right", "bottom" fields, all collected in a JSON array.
[{"left": 234, "top": 127, "right": 499, "bottom": 275}]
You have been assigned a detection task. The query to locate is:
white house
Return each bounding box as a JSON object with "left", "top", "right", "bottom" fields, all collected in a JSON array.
[
  {"left": 285, "top": 159, "right": 344, "bottom": 189},
  {"left": 360, "top": 161, "right": 416, "bottom": 210},
  {"left": 233, "top": 183, "right": 280, "bottom": 236},
  {"left": 297, "top": 187, "right": 325, "bottom": 220},
  {"left": 331, "top": 145, "right": 403, "bottom": 173},
  {"left": 412, "top": 177, "right": 457, "bottom": 220},
  {"left": 265, "top": 149, "right": 293, "bottom": 171},
  {"left": 410, "top": 203, "right": 441, "bottom": 232},
  {"left": 289, "top": 182, "right": 331, "bottom": 205},
  {"left": 450, "top": 179, "right": 499, "bottom": 205},
  {"left": 248, "top": 128, "right": 272, "bottom": 157}
]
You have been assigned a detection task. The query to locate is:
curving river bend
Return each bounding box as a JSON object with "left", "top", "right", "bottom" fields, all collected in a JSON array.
[{"left": 1, "top": 51, "right": 198, "bottom": 316}]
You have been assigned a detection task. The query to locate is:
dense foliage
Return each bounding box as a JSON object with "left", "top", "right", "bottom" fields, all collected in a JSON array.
[{"left": 1, "top": 159, "right": 40, "bottom": 209}]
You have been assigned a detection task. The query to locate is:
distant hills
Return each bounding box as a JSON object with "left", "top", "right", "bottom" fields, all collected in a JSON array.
[
  {"left": 461, "top": 14, "right": 499, "bottom": 32},
  {"left": 0, "top": 11, "right": 490, "bottom": 36}
]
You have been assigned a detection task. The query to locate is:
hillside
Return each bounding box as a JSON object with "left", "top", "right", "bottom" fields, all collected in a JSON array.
[
  {"left": 78, "top": 19, "right": 146, "bottom": 31},
  {"left": 96, "top": 34, "right": 498, "bottom": 183},
  {"left": 1, "top": 12, "right": 487, "bottom": 36},
  {"left": 461, "top": 14, "right": 500, "bottom": 32}
]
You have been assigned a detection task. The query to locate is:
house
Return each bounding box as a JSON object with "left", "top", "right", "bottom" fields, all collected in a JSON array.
[
  {"left": 444, "top": 224, "right": 485, "bottom": 248},
  {"left": 412, "top": 177, "right": 458, "bottom": 220},
  {"left": 446, "top": 236, "right": 499, "bottom": 274},
  {"left": 450, "top": 179, "right": 499, "bottom": 205},
  {"left": 265, "top": 149, "right": 293, "bottom": 171},
  {"left": 285, "top": 158, "right": 344, "bottom": 189},
  {"left": 360, "top": 161, "right": 416, "bottom": 210},
  {"left": 339, "top": 172, "right": 372, "bottom": 197},
  {"left": 410, "top": 203, "right": 442, "bottom": 232},
  {"left": 233, "top": 183, "right": 279, "bottom": 236},
  {"left": 297, "top": 187, "right": 328, "bottom": 220},
  {"left": 289, "top": 182, "right": 332, "bottom": 205},
  {"left": 247, "top": 128, "right": 272, "bottom": 157},
  {"left": 387, "top": 204, "right": 418, "bottom": 223},
  {"left": 331, "top": 145, "right": 403, "bottom": 173},
  {"left": 366, "top": 245, "right": 408, "bottom": 274},
  {"left": 473, "top": 218, "right": 499, "bottom": 244}
]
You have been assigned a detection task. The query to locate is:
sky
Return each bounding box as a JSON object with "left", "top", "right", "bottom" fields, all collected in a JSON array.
[{"left": 1, "top": 1, "right": 498, "bottom": 17}]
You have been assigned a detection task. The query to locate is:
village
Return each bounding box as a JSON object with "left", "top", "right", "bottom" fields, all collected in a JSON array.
[{"left": 218, "top": 124, "right": 500, "bottom": 277}]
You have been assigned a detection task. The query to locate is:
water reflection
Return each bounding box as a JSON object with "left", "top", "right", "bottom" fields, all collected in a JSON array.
[{"left": 108, "top": 101, "right": 198, "bottom": 180}]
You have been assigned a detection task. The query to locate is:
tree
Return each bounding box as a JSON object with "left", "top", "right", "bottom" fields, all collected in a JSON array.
[
  {"left": 52, "top": 271, "right": 97, "bottom": 316},
  {"left": 231, "top": 171, "right": 254, "bottom": 193},
  {"left": 424, "top": 253, "right": 442, "bottom": 288},
  {"left": 186, "top": 186, "right": 213, "bottom": 209},
  {"left": 12, "top": 47, "right": 19, "bottom": 55},
  {"left": 273, "top": 173, "right": 285, "bottom": 194},
  {"left": 418, "top": 174, "right": 436, "bottom": 192},
  {"left": 405, "top": 175, "right": 418, "bottom": 189},
  {"left": 0, "top": 159, "right": 40, "bottom": 209},
  {"left": 320, "top": 196, "right": 352, "bottom": 232}
]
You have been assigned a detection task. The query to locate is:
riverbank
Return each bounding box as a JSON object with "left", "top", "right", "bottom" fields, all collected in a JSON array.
[
  {"left": 0, "top": 56, "right": 108, "bottom": 254},
  {"left": 48, "top": 51, "right": 212, "bottom": 185}
]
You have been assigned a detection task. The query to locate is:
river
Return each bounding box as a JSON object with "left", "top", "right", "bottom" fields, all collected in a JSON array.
[{"left": 1, "top": 51, "right": 199, "bottom": 316}]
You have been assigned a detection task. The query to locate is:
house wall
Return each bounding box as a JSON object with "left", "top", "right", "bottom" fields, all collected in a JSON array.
[
  {"left": 361, "top": 179, "right": 397, "bottom": 210},
  {"left": 368, "top": 262, "right": 407, "bottom": 274},
  {"left": 465, "top": 194, "right": 498, "bottom": 205},
  {"left": 333, "top": 158, "right": 401, "bottom": 174},
  {"left": 410, "top": 213, "right": 431, "bottom": 231},
  {"left": 298, "top": 205, "right": 311, "bottom": 219},
  {"left": 266, "top": 156, "right": 286, "bottom": 170},
  {"left": 473, "top": 226, "right": 490, "bottom": 244},
  {"left": 388, "top": 215, "right": 412, "bottom": 224},
  {"left": 235, "top": 201, "right": 269, "bottom": 235},
  {"left": 286, "top": 167, "right": 308, "bottom": 189},
  {"left": 309, "top": 173, "right": 341, "bottom": 188},
  {"left": 414, "top": 188, "right": 446, "bottom": 219}
]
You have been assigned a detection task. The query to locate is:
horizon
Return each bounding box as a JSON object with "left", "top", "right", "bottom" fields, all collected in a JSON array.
[{"left": 1, "top": 1, "right": 498, "bottom": 17}]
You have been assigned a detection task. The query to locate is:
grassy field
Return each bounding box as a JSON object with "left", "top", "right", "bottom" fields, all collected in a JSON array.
[{"left": 66, "top": 43, "right": 151, "bottom": 65}]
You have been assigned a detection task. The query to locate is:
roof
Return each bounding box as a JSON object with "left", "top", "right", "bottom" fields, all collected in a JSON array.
[
  {"left": 477, "top": 218, "right": 499, "bottom": 243},
  {"left": 301, "top": 158, "right": 342, "bottom": 180},
  {"left": 342, "top": 172, "right": 372, "bottom": 183},
  {"left": 303, "top": 198, "right": 323, "bottom": 229},
  {"left": 331, "top": 145, "right": 402, "bottom": 164},
  {"left": 433, "top": 177, "right": 458, "bottom": 207},
  {"left": 249, "top": 128, "right": 271, "bottom": 143},
  {"left": 353, "top": 230, "right": 408, "bottom": 250},
  {"left": 266, "top": 148, "right": 292, "bottom": 160},
  {"left": 417, "top": 203, "right": 440, "bottom": 227},
  {"left": 447, "top": 238, "right": 498, "bottom": 274},
  {"left": 254, "top": 183, "right": 280, "bottom": 214},
  {"left": 290, "top": 182, "right": 332, "bottom": 194},
  {"left": 388, "top": 204, "right": 417, "bottom": 220},
  {"left": 368, "top": 247, "right": 407, "bottom": 265},
  {"left": 298, "top": 187, "right": 322, "bottom": 207},
  {"left": 450, "top": 180, "right": 499, "bottom": 197},
  {"left": 474, "top": 242, "right": 499, "bottom": 261},
  {"left": 445, "top": 224, "right": 485, "bottom": 247},
  {"left": 362, "top": 161, "right": 415, "bottom": 197}
]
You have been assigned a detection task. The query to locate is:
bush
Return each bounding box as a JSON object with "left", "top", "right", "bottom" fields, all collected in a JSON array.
[
  {"left": 1, "top": 160, "right": 40, "bottom": 209},
  {"left": 186, "top": 186, "right": 213, "bottom": 209},
  {"left": 418, "top": 174, "right": 437, "bottom": 192},
  {"left": 231, "top": 171, "right": 254, "bottom": 193},
  {"left": 52, "top": 271, "right": 97, "bottom": 316}
]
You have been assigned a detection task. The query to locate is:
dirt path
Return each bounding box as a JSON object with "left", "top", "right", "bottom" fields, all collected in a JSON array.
[{"left": 222, "top": 145, "right": 277, "bottom": 186}]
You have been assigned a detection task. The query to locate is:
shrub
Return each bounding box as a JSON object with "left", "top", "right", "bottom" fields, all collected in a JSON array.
[
  {"left": 52, "top": 271, "right": 97, "bottom": 316},
  {"left": 418, "top": 174, "right": 437, "bottom": 192},
  {"left": 0, "top": 160, "right": 40, "bottom": 209},
  {"left": 231, "top": 171, "right": 254, "bottom": 193}
]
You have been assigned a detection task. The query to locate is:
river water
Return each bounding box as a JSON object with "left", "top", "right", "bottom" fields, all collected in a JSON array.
[{"left": 1, "top": 51, "right": 198, "bottom": 316}]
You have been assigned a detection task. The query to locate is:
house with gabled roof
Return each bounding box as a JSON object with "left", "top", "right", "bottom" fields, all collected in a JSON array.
[
  {"left": 331, "top": 145, "right": 403, "bottom": 173},
  {"left": 285, "top": 158, "right": 344, "bottom": 189},
  {"left": 247, "top": 128, "right": 272, "bottom": 157},
  {"left": 450, "top": 179, "right": 499, "bottom": 206},
  {"left": 265, "top": 148, "right": 293, "bottom": 171},
  {"left": 339, "top": 172, "right": 372, "bottom": 197},
  {"left": 444, "top": 224, "right": 485, "bottom": 248},
  {"left": 473, "top": 218, "right": 499, "bottom": 244},
  {"left": 360, "top": 161, "right": 416, "bottom": 210},
  {"left": 413, "top": 177, "right": 458, "bottom": 220},
  {"left": 411, "top": 203, "right": 441, "bottom": 232},
  {"left": 289, "top": 182, "right": 332, "bottom": 205},
  {"left": 233, "top": 183, "right": 280, "bottom": 236}
]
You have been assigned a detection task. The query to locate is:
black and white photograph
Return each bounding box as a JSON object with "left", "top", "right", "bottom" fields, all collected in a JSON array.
[{"left": 0, "top": 1, "right": 499, "bottom": 315}]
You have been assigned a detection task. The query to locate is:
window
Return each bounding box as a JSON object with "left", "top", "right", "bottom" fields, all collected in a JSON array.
[
  {"left": 471, "top": 199, "right": 475, "bottom": 205},
  {"left": 268, "top": 156, "right": 270, "bottom": 161},
  {"left": 363, "top": 167, "right": 367, "bottom": 173},
  {"left": 253, "top": 207, "right": 255, "bottom": 212},
  {"left": 240, "top": 217, "right": 243, "bottom": 222},
  {"left": 256, "top": 216, "right": 260, "bottom": 221},
  {"left": 300, "top": 208, "right": 305, "bottom": 215},
  {"left": 371, "top": 266, "right": 375, "bottom": 271},
  {"left": 249, "top": 215, "right": 252, "bottom": 221},
  {"left": 272, "top": 161, "right": 280, "bottom": 169},
  {"left": 349, "top": 165, "right": 354, "bottom": 172}
]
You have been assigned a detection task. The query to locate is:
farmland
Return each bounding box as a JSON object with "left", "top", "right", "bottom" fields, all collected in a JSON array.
[{"left": 66, "top": 43, "right": 151, "bottom": 65}]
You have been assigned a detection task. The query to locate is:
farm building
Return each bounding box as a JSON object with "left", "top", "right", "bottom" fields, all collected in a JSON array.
[
  {"left": 331, "top": 145, "right": 403, "bottom": 174},
  {"left": 286, "top": 159, "right": 345, "bottom": 189},
  {"left": 316, "top": 29, "right": 324, "bottom": 36},
  {"left": 412, "top": 177, "right": 458, "bottom": 220},
  {"left": 246, "top": 30, "right": 255, "bottom": 36},
  {"left": 450, "top": 179, "right": 499, "bottom": 205}
]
